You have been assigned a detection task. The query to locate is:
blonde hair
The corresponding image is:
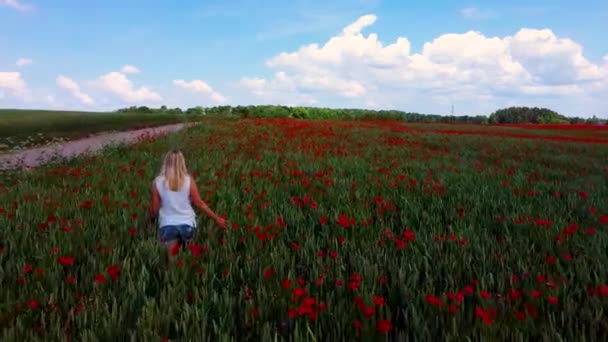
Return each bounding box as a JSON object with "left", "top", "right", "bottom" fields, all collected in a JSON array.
[{"left": 159, "top": 150, "right": 188, "bottom": 191}]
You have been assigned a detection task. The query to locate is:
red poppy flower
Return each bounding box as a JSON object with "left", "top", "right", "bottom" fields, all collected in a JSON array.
[
  {"left": 525, "top": 304, "right": 538, "bottom": 317},
  {"left": 449, "top": 304, "right": 459, "bottom": 315},
  {"left": 288, "top": 308, "right": 297, "bottom": 319},
  {"left": 373, "top": 296, "right": 385, "bottom": 306},
  {"left": 188, "top": 243, "right": 204, "bottom": 257},
  {"left": 277, "top": 216, "right": 286, "bottom": 228},
  {"left": 302, "top": 297, "right": 316, "bottom": 307},
  {"left": 293, "top": 287, "right": 307, "bottom": 298},
  {"left": 107, "top": 265, "right": 120, "bottom": 281},
  {"left": 58, "top": 256, "right": 75, "bottom": 267},
  {"left": 475, "top": 307, "right": 495, "bottom": 325},
  {"left": 363, "top": 305, "right": 375, "bottom": 319},
  {"left": 263, "top": 267, "right": 274, "bottom": 279},
  {"left": 462, "top": 285, "right": 474, "bottom": 295},
  {"left": 395, "top": 239, "right": 406, "bottom": 249},
  {"left": 170, "top": 244, "right": 180, "bottom": 256},
  {"left": 94, "top": 274, "right": 105, "bottom": 284},
  {"left": 376, "top": 319, "right": 392, "bottom": 333},
  {"left": 425, "top": 294, "right": 443, "bottom": 307},
  {"left": 337, "top": 214, "right": 353, "bottom": 228},
  {"left": 509, "top": 290, "right": 522, "bottom": 300},
  {"left": 403, "top": 229, "right": 415, "bottom": 241}
]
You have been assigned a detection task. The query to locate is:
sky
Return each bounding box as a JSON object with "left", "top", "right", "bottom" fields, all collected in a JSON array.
[{"left": 1, "top": 0, "right": 607, "bottom": 117}]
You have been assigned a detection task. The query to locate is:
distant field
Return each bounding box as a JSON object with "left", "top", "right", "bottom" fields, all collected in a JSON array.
[
  {"left": 0, "top": 109, "right": 199, "bottom": 151},
  {"left": 407, "top": 122, "right": 608, "bottom": 143}
]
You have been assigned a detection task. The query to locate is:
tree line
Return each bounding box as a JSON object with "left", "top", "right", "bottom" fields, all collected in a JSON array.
[{"left": 115, "top": 105, "right": 606, "bottom": 124}]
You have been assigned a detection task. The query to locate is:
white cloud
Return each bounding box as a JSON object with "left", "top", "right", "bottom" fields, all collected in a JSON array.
[
  {"left": 239, "top": 14, "right": 608, "bottom": 115},
  {"left": 341, "top": 14, "right": 377, "bottom": 36},
  {"left": 0, "top": 71, "right": 29, "bottom": 99},
  {"left": 16, "top": 58, "right": 33, "bottom": 67},
  {"left": 238, "top": 77, "right": 268, "bottom": 97},
  {"left": 96, "top": 71, "right": 162, "bottom": 103},
  {"left": 508, "top": 29, "right": 603, "bottom": 85},
  {"left": 173, "top": 79, "right": 226, "bottom": 103},
  {"left": 121, "top": 65, "right": 140, "bottom": 74},
  {"left": 238, "top": 74, "right": 318, "bottom": 106},
  {"left": 56, "top": 75, "right": 95, "bottom": 105},
  {"left": 461, "top": 7, "right": 496, "bottom": 20},
  {"left": 0, "top": 0, "right": 33, "bottom": 11}
]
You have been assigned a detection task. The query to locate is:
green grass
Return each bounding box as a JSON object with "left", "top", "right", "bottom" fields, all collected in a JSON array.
[
  {"left": 0, "top": 109, "right": 199, "bottom": 150},
  {"left": 1, "top": 117, "right": 608, "bottom": 340}
]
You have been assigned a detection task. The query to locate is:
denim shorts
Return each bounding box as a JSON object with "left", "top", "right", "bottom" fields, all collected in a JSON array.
[{"left": 158, "top": 224, "right": 195, "bottom": 246}]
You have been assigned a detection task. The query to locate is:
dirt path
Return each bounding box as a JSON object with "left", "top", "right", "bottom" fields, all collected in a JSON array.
[{"left": 0, "top": 123, "right": 191, "bottom": 170}]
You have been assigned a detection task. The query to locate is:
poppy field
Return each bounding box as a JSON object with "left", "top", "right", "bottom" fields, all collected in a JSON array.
[{"left": 1, "top": 117, "right": 608, "bottom": 341}]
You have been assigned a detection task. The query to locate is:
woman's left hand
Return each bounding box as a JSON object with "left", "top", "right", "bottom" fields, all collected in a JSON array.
[{"left": 215, "top": 217, "right": 227, "bottom": 229}]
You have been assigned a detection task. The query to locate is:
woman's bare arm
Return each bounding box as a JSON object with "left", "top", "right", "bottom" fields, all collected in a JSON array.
[
  {"left": 149, "top": 182, "right": 161, "bottom": 221},
  {"left": 189, "top": 178, "right": 224, "bottom": 224}
]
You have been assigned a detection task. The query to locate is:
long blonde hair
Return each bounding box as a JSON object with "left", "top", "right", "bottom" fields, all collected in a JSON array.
[{"left": 159, "top": 150, "right": 188, "bottom": 191}]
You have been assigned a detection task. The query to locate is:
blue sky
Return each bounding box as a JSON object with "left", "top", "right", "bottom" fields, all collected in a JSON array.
[{"left": 1, "top": 0, "right": 607, "bottom": 117}]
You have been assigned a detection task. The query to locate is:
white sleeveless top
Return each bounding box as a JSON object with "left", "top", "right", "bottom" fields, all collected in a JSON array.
[{"left": 154, "top": 175, "right": 197, "bottom": 228}]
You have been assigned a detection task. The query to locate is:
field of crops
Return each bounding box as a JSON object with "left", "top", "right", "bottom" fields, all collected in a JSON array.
[
  {"left": 0, "top": 109, "right": 197, "bottom": 151},
  {"left": 1, "top": 117, "right": 607, "bottom": 341}
]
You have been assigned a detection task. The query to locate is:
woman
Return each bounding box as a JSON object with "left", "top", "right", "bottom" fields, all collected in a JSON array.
[{"left": 149, "top": 150, "right": 226, "bottom": 260}]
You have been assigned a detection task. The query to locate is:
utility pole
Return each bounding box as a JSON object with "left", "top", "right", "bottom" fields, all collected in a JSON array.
[{"left": 451, "top": 104, "right": 454, "bottom": 116}]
